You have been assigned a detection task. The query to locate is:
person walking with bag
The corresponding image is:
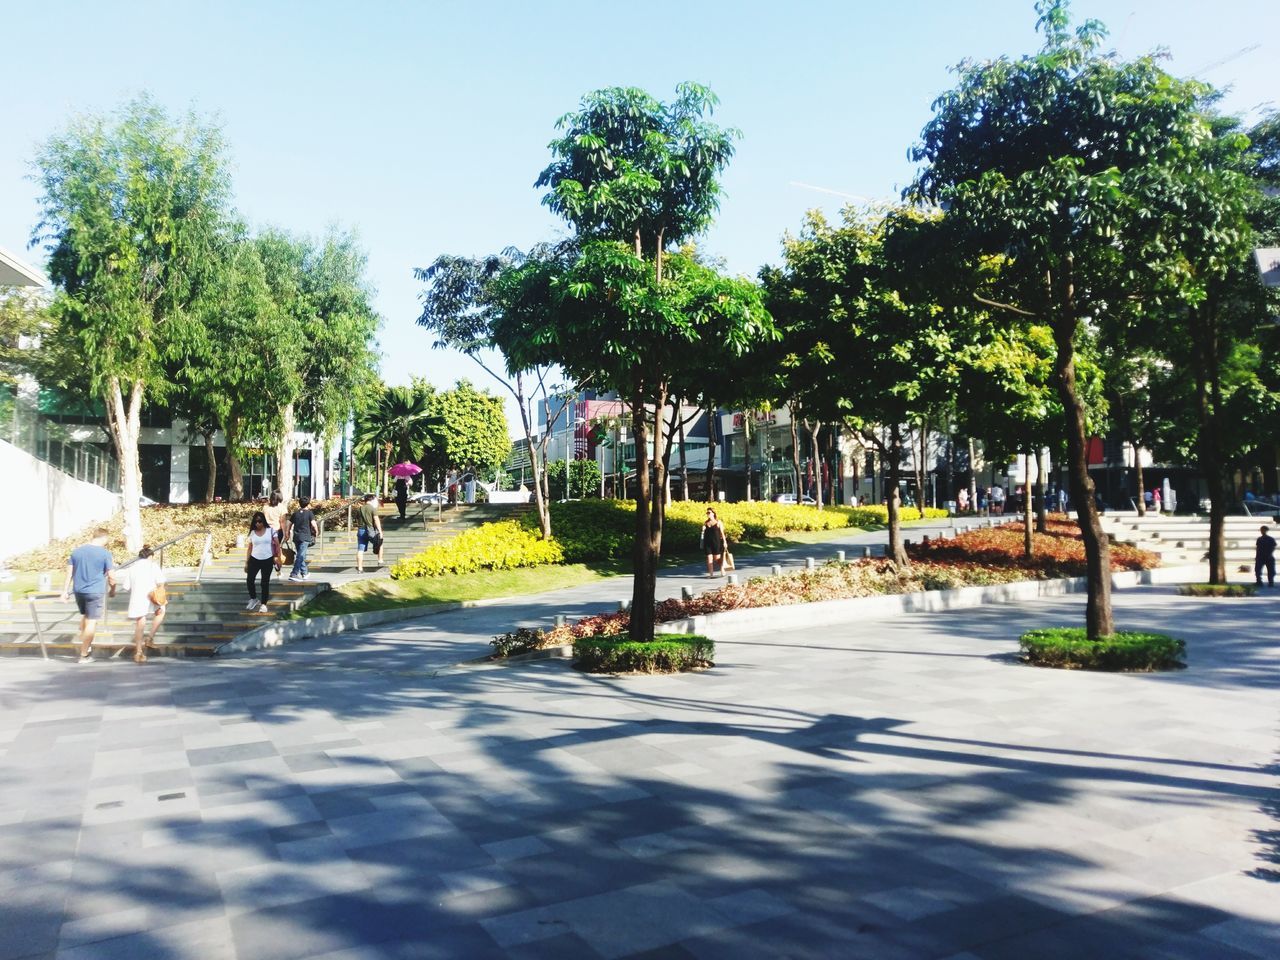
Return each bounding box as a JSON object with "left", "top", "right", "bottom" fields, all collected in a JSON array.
[
  {"left": 125, "top": 545, "right": 167, "bottom": 662},
  {"left": 286, "top": 495, "right": 318, "bottom": 581},
  {"left": 61, "top": 528, "right": 117, "bottom": 663},
  {"left": 244, "top": 511, "right": 279, "bottom": 613},
  {"left": 701, "top": 507, "right": 727, "bottom": 577},
  {"left": 1256, "top": 525, "right": 1277, "bottom": 588},
  {"left": 355, "top": 493, "right": 384, "bottom": 573}
]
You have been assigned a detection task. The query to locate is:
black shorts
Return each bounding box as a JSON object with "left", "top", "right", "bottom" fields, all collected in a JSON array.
[{"left": 75, "top": 592, "right": 105, "bottom": 619}]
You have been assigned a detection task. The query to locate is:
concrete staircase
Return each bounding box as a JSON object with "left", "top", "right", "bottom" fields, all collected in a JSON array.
[
  {"left": 1100, "top": 512, "right": 1269, "bottom": 571},
  {"left": 0, "top": 502, "right": 532, "bottom": 660}
]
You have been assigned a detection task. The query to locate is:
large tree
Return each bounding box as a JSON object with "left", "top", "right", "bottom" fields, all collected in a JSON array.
[
  {"left": 494, "top": 84, "right": 775, "bottom": 642},
  {"left": 33, "top": 96, "right": 231, "bottom": 548},
  {"left": 414, "top": 246, "right": 578, "bottom": 538},
  {"left": 910, "top": 0, "right": 1222, "bottom": 636}
]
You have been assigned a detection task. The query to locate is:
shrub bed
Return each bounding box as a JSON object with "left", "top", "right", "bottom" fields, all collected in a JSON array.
[
  {"left": 574, "top": 633, "right": 715, "bottom": 673},
  {"left": 910, "top": 520, "right": 1159, "bottom": 576},
  {"left": 6, "top": 497, "right": 348, "bottom": 572},
  {"left": 532, "top": 499, "right": 949, "bottom": 563},
  {"left": 391, "top": 520, "right": 563, "bottom": 579},
  {"left": 1176, "top": 583, "right": 1258, "bottom": 597},
  {"left": 1019, "top": 627, "right": 1186, "bottom": 671}
]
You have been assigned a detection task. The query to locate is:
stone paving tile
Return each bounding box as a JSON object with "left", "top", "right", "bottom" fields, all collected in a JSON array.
[{"left": 1, "top": 584, "right": 1278, "bottom": 960}]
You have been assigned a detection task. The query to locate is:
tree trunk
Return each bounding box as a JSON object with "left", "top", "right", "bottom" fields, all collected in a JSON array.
[
  {"left": 810, "top": 421, "right": 824, "bottom": 509},
  {"left": 788, "top": 403, "right": 803, "bottom": 502},
  {"left": 676, "top": 410, "right": 689, "bottom": 501},
  {"left": 225, "top": 417, "right": 245, "bottom": 501},
  {"left": 916, "top": 422, "right": 927, "bottom": 514},
  {"left": 1189, "top": 301, "right": 1227, "bottom": 584},
  {"left": 743, "top": 416, "right": 754, "bottom": 502},
  {"left": 203, "top": 431, "right": 217, "bottom": 503},
  {"left": 703, "top": 403, "right": 717, "bottom": 502},
  {"left": 1023, "top": 451, "right": 1034, "bottom": 560},
  {"left": 1134, "top": 444, "right": 1147, "bottom": 517},
  {"left": 629, "top": 387, "right": 657, "bottom": 642},
  {"left": 1052, "top": 311, "right": 1114, "bottom": 638},
  {"left": 516, "top": 374, "right": 552, "bottom": 538},
  {"left": 968, "top": 437, "right": 979, "bottom": 515},
  {"left": 885, "top": 424, "right": 909, "bottom": 568},
  {"left": 276, "top": 402, "right": 296, "bottom": 500},
  {"left": 1035, "top": 447, "right": 1048, "bottom": 534},
  {"left": 105, "top": 377, "right": 145, "bottom": 552}
]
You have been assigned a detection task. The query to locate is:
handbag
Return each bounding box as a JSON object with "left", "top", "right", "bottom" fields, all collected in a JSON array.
[
  {"left": 148, "top": 584, "right": 167, "bottom": 606},
  {"left": 722, "top": 550, "right": 735, "bottom": 571}
]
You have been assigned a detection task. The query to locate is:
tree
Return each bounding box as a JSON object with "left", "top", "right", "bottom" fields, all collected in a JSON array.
[
  {"left": 256, "top": 228, "right": 380, "bottom": 499},
  {"left": 353, "top": 384, "right": 442, "bottom": 493},
  {"left": 765, "top": 207, "right": 972, "bottom": 566},
  {"left": 0, "top": 287, "right": 48, "bottom": 388},
  {"left": 415, "top": 245, "right": 581, "bottom": 539},
  {"left": 910, "top": 0, "right": 1222, "bottom": 636},
  {"left": 546, "top": 458, "right": 603, "bottom": 500},
  {"left": 33, "top": 96, "right": 231, "bottom": 548},
  {"left": 496, "top": 84, "right": 773, "bottom": 642},
  {"left": 418, "top": 379, "right": 510, "bottom": 486}
]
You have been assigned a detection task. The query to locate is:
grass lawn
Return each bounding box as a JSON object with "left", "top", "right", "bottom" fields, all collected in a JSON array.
[
  {"left": 288, "top": 563, "right": 609, "bottom": 618},
  {"left": 1, "top": 570, "right": 59, "bottom": 598}
]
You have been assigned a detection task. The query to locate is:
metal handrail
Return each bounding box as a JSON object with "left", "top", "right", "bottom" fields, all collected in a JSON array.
[{"left": 1242, "top": 498, "right": 1280, "bottom": 517}]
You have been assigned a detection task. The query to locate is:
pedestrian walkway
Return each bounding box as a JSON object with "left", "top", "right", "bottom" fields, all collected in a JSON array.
[{"left": 1, "top": 584, "right": 1275, "bottom": 959}]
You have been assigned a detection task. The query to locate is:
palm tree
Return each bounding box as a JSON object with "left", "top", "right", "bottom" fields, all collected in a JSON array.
[{"left": 353, "top": 386, "right": 443, "bottom": 494}]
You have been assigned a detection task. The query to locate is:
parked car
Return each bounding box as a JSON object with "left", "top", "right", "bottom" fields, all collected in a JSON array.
[{"left": 774, "top": 493, "right": 817, "bottom": 505}]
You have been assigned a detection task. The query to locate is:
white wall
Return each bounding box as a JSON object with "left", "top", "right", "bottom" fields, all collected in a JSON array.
[{"left": 0, "top": 439, "right": 121, "bottom": 563}]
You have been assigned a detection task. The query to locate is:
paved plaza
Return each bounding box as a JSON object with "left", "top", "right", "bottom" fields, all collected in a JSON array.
[{"left": 1, "top": 579, "right": 1277, "bottom": 959}]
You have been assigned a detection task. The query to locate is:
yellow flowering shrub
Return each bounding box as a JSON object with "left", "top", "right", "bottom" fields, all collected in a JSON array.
[{"left": 390, "top": 520, "right": 564, "bottom": 579}]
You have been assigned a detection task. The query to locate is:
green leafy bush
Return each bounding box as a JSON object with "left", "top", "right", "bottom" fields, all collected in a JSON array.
[
  {"left": 573, "top": 633, "right": 715, "bottom": 673},
  {"left": 1177, "top": 583, "right": 1258, "bottom": 597},
  {"left": 490, "top": 627, "right": 549, "bottom": 658},
  {"left": 1019, "top": 627, "right": 1186, "bottom": 671},
  {"left": 390, "top": 520, "right": 564, "bottom": 579}
]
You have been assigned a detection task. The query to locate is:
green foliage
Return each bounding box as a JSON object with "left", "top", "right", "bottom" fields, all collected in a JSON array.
[
  {"left": 573, "top": 634, "right": 715, "bottom": 674},
  {"left": 489, "top": 627, "right": 549, "bottom": 658},
  {"left": 545, "top": 458, "right": 603, "bottom": 500},
  {"left": 390, "top": 520, "right": 564, "bottom": 579},
  {"left": 1176, "top": 583, "right": 1258, "bottom": 598},
  {"left": 354, "top": 383, "right": 443, "bottom": 465},
  {"left": 0, "top": 288, "right": 47, "bottom": 387},
  {"left": 1019, "top": 627, "right": 1186, "bottom": 671},
  {"left": 422, "top": 379, "right": 511, "bottom": 478}
]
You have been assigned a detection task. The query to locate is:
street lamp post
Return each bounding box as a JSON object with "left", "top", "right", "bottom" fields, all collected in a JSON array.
[{"left": 566, "top": 415, "right": 587, "bottom": 500}]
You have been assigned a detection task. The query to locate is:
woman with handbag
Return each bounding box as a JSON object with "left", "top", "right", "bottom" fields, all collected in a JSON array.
[
  {"left": 126, "top": 545, "right": 167, "bottom": 663},
  {"left": 244, "top": 511, "right": 280, "bottom": 614},
  {"left": 701, "top": 507, "right": 728, "bottom": 577}
]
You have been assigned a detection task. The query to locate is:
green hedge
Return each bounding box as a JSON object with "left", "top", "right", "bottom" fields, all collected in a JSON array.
[
  {"left": 390, "top": 519, "right": 564, "bottom": 579},
  {"left": 573, "top": 633, "right": 715, "bottom": 673},
  {"left": 533, "top": 500, "right": 950, "bottom": 563},
  {"left": 1176, "top": 583, "right": 1258, "bottom": 597},
  {"left": 1019, "top": 627, "right": 1186, "bottom": 671}
]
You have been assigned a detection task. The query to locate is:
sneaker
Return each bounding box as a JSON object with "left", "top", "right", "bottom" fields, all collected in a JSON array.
[
  {"left": 288, "top": 575, "right": 303, "bottom": 582},
  {"left": 258, "top": 603, "right": 270, "bottom": 613},
  {"left": 77, "top": 647, "right": 93, "bottom": 663},
  {"left": 245, "top": 599, "right": 258, "bottom": 610}
]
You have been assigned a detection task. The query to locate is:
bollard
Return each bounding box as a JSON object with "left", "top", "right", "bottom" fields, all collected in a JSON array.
[
  {"left": 236, "top": 534, "right": 246, "bottom": 549},
  {"left": 726, "top": 574, "right": 738, "bottom": 585},
  {"left": 805, "top": 557, "right": 815, "bottom": 570},
  {"left": 37, "top": 573, "right": 52, "bottom": 592},
  {"left": 862, "top": 546, "right": 872, "bottom": 558},
  {"left": 836, "top": 550, "right": 846, "bottom": 562},
  {"left": 0, "top": 592, "right": 10, "bottom": 612},
  {"left": 681, "top": 585, "right": 694, "bottom": 601},
  {"left": 904, "top": 538, "right": 911, "bottom": 547},
  {"left": 554, "top": 614, "right": 566, "bottom": 628},
  {"left": 922, "top": 535, "right": 930, "bottom": 544},
  {"left": 770, "top": 564, "right": 782, "bottom": 577},
  {"left": 618, "top": 600, "right": 630, "bottom": 612}
]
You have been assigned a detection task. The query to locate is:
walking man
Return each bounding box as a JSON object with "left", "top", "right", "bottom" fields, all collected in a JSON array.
[
  {"left": 1256, "top": 525, "right": 1276, "bottom": 588},
  {"left": 286, "top": 496, "right": 319, "bottom": 581},
  {"left": 355, "top": 493, "right": 384, "bottom": 573},
  {"left": 60, "top": 528, "right": 116, "bottom": 663}
]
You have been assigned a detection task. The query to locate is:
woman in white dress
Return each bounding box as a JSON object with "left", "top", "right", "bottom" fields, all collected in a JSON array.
[{"left": 126, "top": 545, "right": 167, "bottom": 663}]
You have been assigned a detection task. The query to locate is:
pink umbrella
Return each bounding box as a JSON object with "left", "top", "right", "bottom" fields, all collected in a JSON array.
[{"left": 388, "top": 462, "right": 422, "bottom": 478}]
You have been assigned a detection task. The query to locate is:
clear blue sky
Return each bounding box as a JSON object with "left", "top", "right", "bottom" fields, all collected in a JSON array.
[{"left": 2, "top": 1, "right": 1275, "bottom": 428}]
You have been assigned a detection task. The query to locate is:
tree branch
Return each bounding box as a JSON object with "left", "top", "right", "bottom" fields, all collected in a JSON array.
[{"left": 973, "top": 293, "right": 1037, "bottom": 318}]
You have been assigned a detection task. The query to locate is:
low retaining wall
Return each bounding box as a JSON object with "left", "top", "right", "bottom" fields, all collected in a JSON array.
[{"left": 653, "top": 564, "right": 1205, "bottom": 640}]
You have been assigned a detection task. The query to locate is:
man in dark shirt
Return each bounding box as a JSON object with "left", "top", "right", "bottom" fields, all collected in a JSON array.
[
  {"left": 1256, "top": 525, "right": 1276, "bottom": 588},
  {"left": 60, "top": 529, "right": 117, "bottom": 663},
  {"left": 355, "top": 494, "right": 384, "bottom": 573},
  {"left": 286, "top": 495, "right": 319, "bottom": 582}
]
